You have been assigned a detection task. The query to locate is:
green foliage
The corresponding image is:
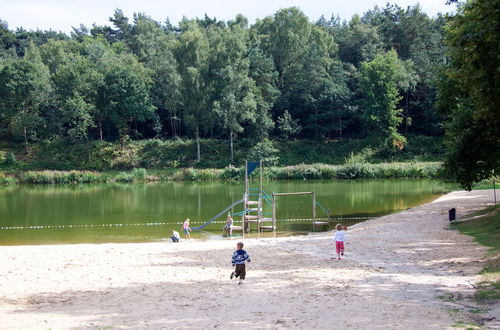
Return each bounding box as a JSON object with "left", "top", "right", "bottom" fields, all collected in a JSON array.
[
  {"left": 18, "top": 170, "right": 107, "bottom": 184},
  {"left": 437, "top": 0, "right": 500, "bottom": 190},
  {"left": 358, "top": 50, "right": 411, "bottom": 151},
  {"left": 247, "top": 139, "right": 279, "bottom": 166},
  {"left": 0, "top": 173, "right": 17, "bottom": 185},
  {"left": 3, "top": 152, "right": 18, "bottom": 167},
  {"left": 0, "top": 5, "right": 452, "bottom": 173},
  {"left": 115, "top": 168, "right": 148, "bottom": 182},
  {"left": 170, "top": 162, "right": 442, "bottom": 181}
]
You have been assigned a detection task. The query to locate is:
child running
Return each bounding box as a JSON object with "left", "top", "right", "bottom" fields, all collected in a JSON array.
[
  {"left": 181, "top": 218, "right": 191, "bottom": 241},
  {"left": 332, "top": 223, "right": 347, "bottom": 260},
  {"left": 230, "top": 242, "right": 251, "bottom": 285}
]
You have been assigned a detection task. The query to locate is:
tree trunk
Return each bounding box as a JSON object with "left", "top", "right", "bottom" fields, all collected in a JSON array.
[
  {"left": 196, "top": 128, "right": 201, "bottom": 162},
  {"left": 23, "top": 126, "right": 28, "bottom": 151},
  {"left": 230, "top": 130, "right": 234, "bottom": 164},
  {"left": 170, "top": 112, "right": 176, "bottom": 137},
  {"left": 99, "top": 121, "right": 103, "bottom": 142},
  {"left": 405, "top": 91, "right": 409, "bottom": 134},
  {"left": 338, "top": 107, "right": 342, "bottom": 138}
]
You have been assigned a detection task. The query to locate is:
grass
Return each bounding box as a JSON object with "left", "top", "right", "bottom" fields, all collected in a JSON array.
[
  {"left": 471, "top": 178, "right": 498, "bottom": 191},
  {"left": 0, "top": 136, "right": 445, "bottom": 171},
  {"left": 451, "top": 205, "right": 500, "bottom": 304},
  {"left": 0, "top": 162, "right": 445, "bottom": 184}
]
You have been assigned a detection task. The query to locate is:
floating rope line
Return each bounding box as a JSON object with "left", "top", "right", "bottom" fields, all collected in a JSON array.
[{"left": 0, "top": 217, "right": 374, "bottom": 230}]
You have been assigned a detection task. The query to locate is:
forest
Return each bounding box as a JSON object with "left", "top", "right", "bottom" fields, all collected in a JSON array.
[
  {"left": 0, "top": 1, "right": 498, "bottom": 187},
  {"left": 0, "top": 5, "right": 445, "bottom": 154}
]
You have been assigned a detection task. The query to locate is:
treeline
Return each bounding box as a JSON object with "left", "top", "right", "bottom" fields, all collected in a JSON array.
[{"left": 0, "top": 4, "right": 446, "bottom": 161}]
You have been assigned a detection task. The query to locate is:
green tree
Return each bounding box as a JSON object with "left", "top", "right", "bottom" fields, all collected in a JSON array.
[
  {"left": 174, "top": 21, "right": 210, "bottom": 161},
  {"left": 246, "top": 34, "right": 279, "bottom": 140},
  {"left": 277, "top": 110, "right": 300, "bottom": 141},
  {"left": 98, "top": 48, "right": 154, "bottom": 146},
  {"left": 129, "top": 14, "right": 181, "bottom": 137},
  {"left": 0, "top": 46, "right": 51, "bottom": 148},
  {"left": 51, "top": 52, "right": 102, "bottom": 140},
  {"left": 437, "top": 0, "right": 500, "bottom": 189},
  {"left": 358, "top": 50, "right": 408, "bottom": 151},
  {"left": 209, "top": 17, "right": 258, "bottom": 162}
]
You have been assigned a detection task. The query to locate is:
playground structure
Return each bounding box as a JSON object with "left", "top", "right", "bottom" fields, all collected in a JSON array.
[{"left": 192, "top": 161, "right": 332, "bottom": 234}]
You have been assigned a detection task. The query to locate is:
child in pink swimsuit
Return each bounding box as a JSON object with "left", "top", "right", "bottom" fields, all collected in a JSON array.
[{"left": 332, "top": 223, "right": 347, "bottom": 260}]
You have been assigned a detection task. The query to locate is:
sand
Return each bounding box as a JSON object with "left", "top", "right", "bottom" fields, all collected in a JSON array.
[{"left": 0, "top": 189, "right": 498, "bottom": 329}]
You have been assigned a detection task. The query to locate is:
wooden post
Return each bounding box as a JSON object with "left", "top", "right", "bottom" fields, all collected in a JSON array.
[
  {"left": 312, "top": 191, "right": 316, "bottom": 232},
  {"left": 259, "top": 160, "right": 263, "bottom": 233},
  {"left": 244, "top": 161, "right": 249, "bottom": 233},
  {"left": 272, "top": 193, "right": 276, "bottom": 233}
]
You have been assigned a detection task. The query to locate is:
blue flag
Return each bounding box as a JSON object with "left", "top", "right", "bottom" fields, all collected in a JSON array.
[{"left": 247, "top": 161, "right": 260, "bottom": 176}]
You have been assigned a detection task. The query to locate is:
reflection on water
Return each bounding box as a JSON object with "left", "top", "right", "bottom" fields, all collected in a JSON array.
[{"left": 0, "top": 179, "right": 452, "bottom": 245}]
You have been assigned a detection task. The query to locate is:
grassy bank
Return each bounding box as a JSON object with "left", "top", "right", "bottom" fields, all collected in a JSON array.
[
  {"left": 0, "top": 162, "right": 443, "bottom": 185},
  {"left": 0, "top": 136, "right": 444, "bottom": 171},
  {"left": 452, "top": 205, "right": 500, "bottom": 304}
]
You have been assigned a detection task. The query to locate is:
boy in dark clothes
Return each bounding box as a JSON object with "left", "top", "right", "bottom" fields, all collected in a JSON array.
[{"left": 230, "top": 242, "right": 251, "bottom": 285}]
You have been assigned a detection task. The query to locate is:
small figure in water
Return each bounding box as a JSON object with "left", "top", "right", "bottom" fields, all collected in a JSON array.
[
  {"left": 230, "top": 242, "right": 251, "bottom": 285},
  {"left": 332, "top": 223, "right": 348, "bottom": 260},
  {"left": 170, "top": 230, "right": 180, "bottom": 242},
  {"left": 182, "top": 218, "right": 191, "bottom": 241},
  {"left": 223, "top": 213, "right": 234, "bottom": 236}
]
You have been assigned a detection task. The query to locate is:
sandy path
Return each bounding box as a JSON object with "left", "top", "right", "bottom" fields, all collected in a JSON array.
[{"left": 0, "top": 189, "right": 497, "bottom": 329}]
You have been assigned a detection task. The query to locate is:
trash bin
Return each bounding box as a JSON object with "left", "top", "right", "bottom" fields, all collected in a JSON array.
[{"left": 448, "top": 208, "right": 456, "bottom": 221}]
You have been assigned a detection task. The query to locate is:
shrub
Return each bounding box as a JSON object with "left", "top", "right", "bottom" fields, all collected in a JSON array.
[
  {"left": 115, "top": 168, "right": 148, "bottom": 182},
  {"left": 18, "top": 170, "right": 107, "bottom": 184},
  {"left": 0, "top": 173, "right": 17, "bottom": 185},
  {"left": 4, "top": 153, "right": 18, "bottom": 167}
]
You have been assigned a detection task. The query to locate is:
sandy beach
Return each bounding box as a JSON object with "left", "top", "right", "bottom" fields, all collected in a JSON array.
[{"left": 0, "top": 189, "right": 498, "bottom": 329}]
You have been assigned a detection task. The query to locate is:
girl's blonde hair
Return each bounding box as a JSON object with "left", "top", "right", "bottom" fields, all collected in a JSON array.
[{"left": 335, "top": 223, "right": 342, "bottom": 231}]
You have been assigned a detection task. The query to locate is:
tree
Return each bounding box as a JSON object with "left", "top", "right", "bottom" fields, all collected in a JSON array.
[
  {"left": 98, "top": 49, "right": 154, "bottom": 146},
  {"left": 358, "top": 50, "right": 408, "bottom": 151},
  {"left": 174, "top": 21, "right": 210, "bottom": 161},
  {"left": 129, "top": 14, "right": 181, "bottom": 137},
  {"left": 437, "top": 0, "right": 500, "bottom": 189},
  {"left": 277, "top": 110, "right": 299, "bottom": 141},
  {"left": 209, "top": 18, "right": 257, "bottom": 162},
  {"left": 0, "top": 45, "right": 51, "bottom": 148},
  {"left": 246, "top": 35, "right": 279, "bottom": 140},
  {"left": 51, "top": 51, "right": 102, "bottom": 140}
]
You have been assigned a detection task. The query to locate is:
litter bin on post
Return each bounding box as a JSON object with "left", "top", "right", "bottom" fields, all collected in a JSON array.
[{"left": 448, "top": 208, "right": 456, "bottom": 221}]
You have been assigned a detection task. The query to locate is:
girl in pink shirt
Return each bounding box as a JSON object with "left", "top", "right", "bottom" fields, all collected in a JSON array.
[
  {"left": 332, "top": 223, "right": 347, "bottom": 259},
  {"left": 182, "top": 218, "right": 192, "bottom": 241}
]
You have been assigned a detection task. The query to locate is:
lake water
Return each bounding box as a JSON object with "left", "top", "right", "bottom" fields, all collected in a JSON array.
[{"left": 0, "top": 179, "right": 452, "bottom": 245}]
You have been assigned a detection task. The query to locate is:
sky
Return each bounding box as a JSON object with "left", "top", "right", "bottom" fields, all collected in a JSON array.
[{"left": 0, "top": 0, "right": 456, "bottom": 33}]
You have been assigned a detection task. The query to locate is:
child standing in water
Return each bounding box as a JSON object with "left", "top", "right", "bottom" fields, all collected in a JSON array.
[
  {"left": 332, "top": 223, "right": 347, "bottom": 259},
  {"left": 230, "top": 242, "right": 251, "bottom": 284},
  {"left": 182, "top": 218, "right": 191, "bottom": 241}
]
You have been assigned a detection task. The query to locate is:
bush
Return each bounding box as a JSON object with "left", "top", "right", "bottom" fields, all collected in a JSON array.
[
  {"left": 4, "top": 153, "right": 18, "bottom": 167},
  {"left": 18, "top": 170, "right": 107, "bottom": 184},
  {"left": 115, "top": 168, "right": 148, "bottom": 182},
  {"left": 0, "top": 173, "right": 17, "bottom": 185}
]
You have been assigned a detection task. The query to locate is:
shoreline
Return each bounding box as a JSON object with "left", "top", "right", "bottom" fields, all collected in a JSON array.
[{"left": 0, "top": 189, "right": 498, "bottom": 329}]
